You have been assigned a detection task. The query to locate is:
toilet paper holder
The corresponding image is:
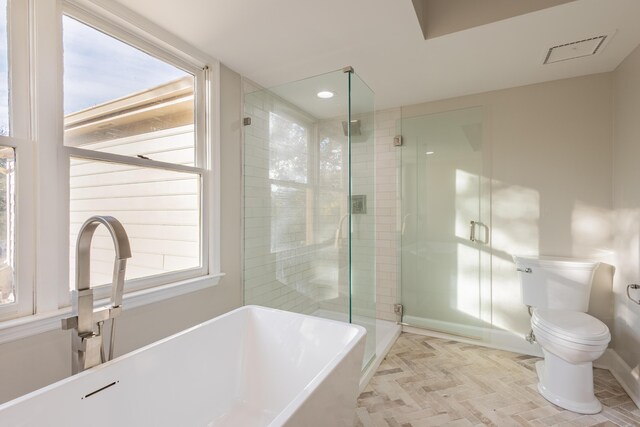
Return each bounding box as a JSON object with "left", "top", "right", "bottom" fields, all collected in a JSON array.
[{"left": 627, "top": 284, "right": 640, "bottom": 305}]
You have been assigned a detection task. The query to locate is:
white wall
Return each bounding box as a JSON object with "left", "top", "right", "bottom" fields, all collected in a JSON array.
[
  {"left": 349, "top": 109, "right": 377, "bottom": 322},
  {"left": 396, "top": 73, "right": 615, "bottom": 340},
  {"left": 0, "top": 64, "right": 244, "bottom": 404},
  {"left": 242, "top": 83, "right": 334, "bottom": 315},
  {"left": 612, "top": 44, "right": 640, "bottom": 377}
]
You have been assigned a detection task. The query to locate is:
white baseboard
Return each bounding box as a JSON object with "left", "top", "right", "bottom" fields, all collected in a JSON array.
[{"left": 602, "top": 348, "right": 640, "bottom": 410}]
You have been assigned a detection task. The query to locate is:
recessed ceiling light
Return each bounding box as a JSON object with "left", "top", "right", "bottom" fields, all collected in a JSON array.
[
  {"left": 317, "top": 91, "right": 334, "bottom": 99},
  {"left": 426, "top": 151, "right": 435, "bottom": 155}
]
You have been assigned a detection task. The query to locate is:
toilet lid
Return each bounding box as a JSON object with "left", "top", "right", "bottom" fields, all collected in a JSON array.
[{"left": 532, "top": 309, "right": 610, "bottom": 345}]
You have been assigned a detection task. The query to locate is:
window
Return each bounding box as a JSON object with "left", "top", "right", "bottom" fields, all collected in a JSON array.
[
  {"left": 0, "top": 0, "right": 9, "bottom": 136},
  {"left": 0, "top": 1, "right": 12, "bottom": 305},
  {"left": 267, "top": 109, "right": 346, "bottom": 253},
  {"left": 269, "top": 112, "right": 308, "bottom": 184},
  {"left": 0, "top": 147, "right": 14, "bottom": 304},
  {"left": 0, "top": 0, "right": 218, "bottom": 327},
  {"left": 268, "top": 111, "right": 312, "bottom": 252},
  {"left": 0, "top": 0, "right": 31, "bottom": 320},
  {"left": 62, "top": 15, "right": 207, "bottom": 293},
  {"left": 259, "top": 105, "right": 347, "bottom": 293}
]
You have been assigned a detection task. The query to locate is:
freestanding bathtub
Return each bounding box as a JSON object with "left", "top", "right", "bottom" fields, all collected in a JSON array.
[{"left": 0, "top": 305, "right": 366, "bottom": 426}]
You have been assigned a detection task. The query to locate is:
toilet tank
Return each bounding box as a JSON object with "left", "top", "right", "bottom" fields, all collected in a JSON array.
[{"left": 512, "top": 255, "right": 599, "bottom": 311}]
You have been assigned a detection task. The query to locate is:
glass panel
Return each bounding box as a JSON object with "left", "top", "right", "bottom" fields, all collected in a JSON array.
[
  {"left": 0, "top": 0, "right": 9, "bottom": 136},
  {"left": 270, "top": 184, "right": 307, "bottom": 252},
  {"left": 243, "top": 69, "right": 350, "bottom": 320},
  {"left": 62, "top": 16, "right": 195, "bottom": 165},
  {"left": 400, "top": 107, "right": 489, "bottom": 337},
  {"left": 243, "top": 69, "right": 377, "bottom": 370},
  {"left": 0, "top": 146, "right": 14, "bottom": 304},
  {"left": 269, "top": 112, "right": 308, "bottom": 184},
  {"left": 69, "top": 158, "right": 200, "bottom": 288},
  {"left": 319, "top": 136, "right": 344, "bottom": 189},
  {"left": 348, "top": 71, "right": 376, "bottom": 368}
]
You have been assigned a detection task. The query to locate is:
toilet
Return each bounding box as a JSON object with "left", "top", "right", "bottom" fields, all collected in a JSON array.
[{"left": 513, "top": 255, "right": 610, "bottom": 414}]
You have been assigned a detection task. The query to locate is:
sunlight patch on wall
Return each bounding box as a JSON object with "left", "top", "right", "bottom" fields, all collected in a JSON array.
[
  {"left": 613, "top": 209, "right": 639, "bottom": 272},
  {"left": 571, "top": 201, "right": 613, "bottom": 259},
  {"left": 491, "top": 181, "right": 540, "bottom": 334},
  {"left": 492, "top": 184, "right": 540, "bottom": 255}
]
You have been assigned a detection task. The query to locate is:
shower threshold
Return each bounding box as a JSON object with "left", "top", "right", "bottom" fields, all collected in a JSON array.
[{"left": 312, "top": 309, "right": 401, "bottom": 391}]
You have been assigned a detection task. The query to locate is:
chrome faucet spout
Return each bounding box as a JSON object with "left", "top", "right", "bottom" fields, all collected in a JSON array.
[
  {"left": 63, "top": 215, "right": 131, "bottom": 374},
  {"left": 76, "top": 216, "right": 131, "bottom": 295}
]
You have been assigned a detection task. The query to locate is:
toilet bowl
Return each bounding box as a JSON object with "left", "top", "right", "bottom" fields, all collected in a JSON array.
[
  {"left": 531, "top": 309, "right": 610, "bottom": 414},
  {"left": 513, "top": 255, "right": 609, "bottom": 414}
]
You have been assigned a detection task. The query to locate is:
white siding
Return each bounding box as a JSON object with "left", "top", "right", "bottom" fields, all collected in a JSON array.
[{"left": 69, "top": 126, "right": 200, "bottom": 288}]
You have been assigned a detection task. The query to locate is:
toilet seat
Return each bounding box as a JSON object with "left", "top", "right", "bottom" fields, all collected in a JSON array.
[{"left": 532, "top": 309, "right": 610, "bottom": 345}]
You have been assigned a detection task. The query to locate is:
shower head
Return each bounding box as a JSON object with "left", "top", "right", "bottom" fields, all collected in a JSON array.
[{"left": 341, "top": 119, "right": 361, "bottom": 136}]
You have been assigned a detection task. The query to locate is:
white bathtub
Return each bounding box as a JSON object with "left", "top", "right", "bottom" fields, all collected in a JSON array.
[{"left": 0, "top": 305, "right": 366, "bottom": 426}]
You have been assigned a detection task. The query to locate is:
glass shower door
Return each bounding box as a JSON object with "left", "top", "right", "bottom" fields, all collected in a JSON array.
[{"left": 400, "top": 107, "right": 490, "bottom": 338}]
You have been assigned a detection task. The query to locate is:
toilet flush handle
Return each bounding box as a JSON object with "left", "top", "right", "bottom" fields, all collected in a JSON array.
[{"left": 517, "top": 267, "right": 532, "bottom": 273}]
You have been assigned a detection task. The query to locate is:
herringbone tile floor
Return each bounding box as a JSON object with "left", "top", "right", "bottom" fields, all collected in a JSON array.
[{"left": 356, "top": 333, "right": 639, "bottom": 427}]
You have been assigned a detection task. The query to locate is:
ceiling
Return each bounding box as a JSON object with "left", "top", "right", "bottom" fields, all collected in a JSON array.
[{"left": 114, "top": 0, "right": 640, "bottom": 110}]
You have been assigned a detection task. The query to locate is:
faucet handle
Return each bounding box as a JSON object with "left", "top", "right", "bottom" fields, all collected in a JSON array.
[
  {"left": 61, "top": 316, "right": 78, "bottom": 330},
  {"left": 93, "top": 305, "right": 122, "bottom": 323},
  {"left": 61, "top": 305, "right": 122, "bottom": 331}
]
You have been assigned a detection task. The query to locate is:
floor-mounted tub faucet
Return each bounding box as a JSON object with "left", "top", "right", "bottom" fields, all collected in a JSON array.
[{"left": 62, "top": 216, "right": 131, "bottom": 374}]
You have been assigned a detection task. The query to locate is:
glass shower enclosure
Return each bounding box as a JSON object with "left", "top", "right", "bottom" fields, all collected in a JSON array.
[
  {"left": 399, "top": 106, "right": 491, "bottom": 339},
  {"left": 243, "top": 68, "right": 376, "bottom": 368}
]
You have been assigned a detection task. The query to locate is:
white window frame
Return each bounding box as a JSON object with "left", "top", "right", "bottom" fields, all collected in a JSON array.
[
  {"left": 267, "top": 102, "right": 348, "bottom": 253},
  {"left": 0, "top": 0, "right": 223, "bottom": 337},
  {"left": 61, "top": 5, "right": 210, "bottom": 303},
  {"left": 0, "top": 0, "right": 34, "bottom": 321},
  {"left": 0, "top": 137, "right": 35, "bottom": 321}
]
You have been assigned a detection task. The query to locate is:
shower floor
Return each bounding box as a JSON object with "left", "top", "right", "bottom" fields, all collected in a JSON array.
[{"left": 355, "top": 333, "right": 638, "bottom": 426}]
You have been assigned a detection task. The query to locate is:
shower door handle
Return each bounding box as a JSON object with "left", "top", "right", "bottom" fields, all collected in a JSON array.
[{"left": 469, "top": 220, "right": 489, "bottom": 244}]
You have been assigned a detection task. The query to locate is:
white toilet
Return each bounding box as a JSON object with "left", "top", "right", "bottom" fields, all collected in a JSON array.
[{"left": 513, "top": 255, "right": 610, "bottom": 414}]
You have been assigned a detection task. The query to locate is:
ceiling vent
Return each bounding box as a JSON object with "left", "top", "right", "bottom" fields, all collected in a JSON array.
[{"left": 544, "top": 36, "right": 607, "bottom": 64}]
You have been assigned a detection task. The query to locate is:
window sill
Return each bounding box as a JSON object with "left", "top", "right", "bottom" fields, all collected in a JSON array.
[{"left": 0, "top": 273, "right": 225, "bottom": 345}]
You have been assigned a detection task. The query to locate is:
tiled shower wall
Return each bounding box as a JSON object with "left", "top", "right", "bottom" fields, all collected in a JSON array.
[
  {"left": 243, "top": 79, "right": 363, "bottom": 317},
  {"left": 375, "top": 108, "right": 401, "bottom": 322},
  {"left": 243, "top": 85, "right": 320, "bottom": 315},
  {"left": 349, "top": 111, "right": 377, "bottom": 320},
  {"left": 243, "top": 78, "right": 401, "bottom": 322}
]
